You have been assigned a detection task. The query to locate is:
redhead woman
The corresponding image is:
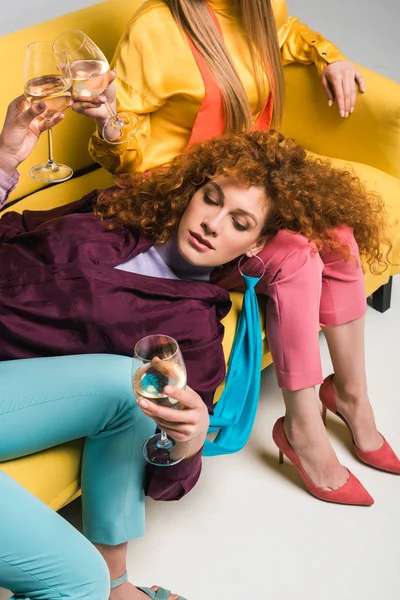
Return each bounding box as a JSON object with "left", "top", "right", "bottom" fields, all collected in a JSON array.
[{"left": 0, "top": 95, "right": 398, "bottom": 600}]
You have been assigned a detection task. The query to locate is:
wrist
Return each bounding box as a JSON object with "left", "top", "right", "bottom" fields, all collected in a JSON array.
[
  {"left": 181, "top": 430, "right": 207, "bottom": 460},
  {"left": 0, "top": 142, "right": 20, "bottom": 176}
]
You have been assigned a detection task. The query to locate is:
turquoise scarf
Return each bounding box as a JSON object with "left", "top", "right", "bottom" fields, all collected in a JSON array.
[{"left": 203, "top": 270, "right": 263, "bottom": 456}]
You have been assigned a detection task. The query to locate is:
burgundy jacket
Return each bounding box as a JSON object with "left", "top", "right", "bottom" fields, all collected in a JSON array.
[{"left": 0, "top": 190, "right": 231, "bottom": 500}]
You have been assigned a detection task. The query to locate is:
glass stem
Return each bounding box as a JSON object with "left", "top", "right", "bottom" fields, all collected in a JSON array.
[
  {"left": 47, "top": 129, "right": 55, "bottom": 167},
  {"left": 104, "top": 101, "right": 120, "bottom": 124},
  {"left": 158, "top": 429, "right": 172, "bottom": 449}
]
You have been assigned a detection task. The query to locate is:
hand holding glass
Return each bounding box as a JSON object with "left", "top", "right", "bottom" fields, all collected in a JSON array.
[
  {"left": 53, "top": 29, "right": 139, "bottom": 144},
  {"left": 24, "top": 41, "right": 73, "bottom": 183},
  {"left": 132, "top": 335, "right": 188, "bottom": 466}
]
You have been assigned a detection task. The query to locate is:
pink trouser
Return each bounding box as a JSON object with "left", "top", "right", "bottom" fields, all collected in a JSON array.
[{"left": 211, "top": 227, "right": 367, "bottom": 391}]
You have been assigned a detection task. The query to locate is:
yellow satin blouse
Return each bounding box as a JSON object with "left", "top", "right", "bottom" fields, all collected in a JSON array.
[{"left": 89, "top": 0, "right": 346, "bottom": 174}]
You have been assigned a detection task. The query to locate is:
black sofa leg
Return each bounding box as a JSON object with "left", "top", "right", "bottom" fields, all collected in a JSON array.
[{"left": 371, "top": 277, "right": 393, "bottom": 313}]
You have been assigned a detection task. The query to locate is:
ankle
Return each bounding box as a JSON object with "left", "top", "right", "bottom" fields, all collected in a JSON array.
[
  {"left": 283, "top": 414, "right": 326, "bottom": 450},
  {"left": 331, "top": 377, "right": 368, "bottom": 406}
]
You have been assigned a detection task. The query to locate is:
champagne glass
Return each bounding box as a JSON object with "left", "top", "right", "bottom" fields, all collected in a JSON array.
[
  {"left": 24, "top": 41, "right": 73, "bottom": 183},
  {"left": 132, "top": 335, "right": 188, "bottom": 466},
  {"left": 53, "top": 29, "right": 139, "bottom": 144}
]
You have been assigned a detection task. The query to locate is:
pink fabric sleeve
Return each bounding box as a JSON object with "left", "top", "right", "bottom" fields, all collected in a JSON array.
[{"left": 0, "top": 168, "right": 19, "bottom": 209}]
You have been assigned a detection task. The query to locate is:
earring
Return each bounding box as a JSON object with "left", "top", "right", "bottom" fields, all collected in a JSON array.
[{"left": 238, "top": 254, "right": 265, "bottom": 279}]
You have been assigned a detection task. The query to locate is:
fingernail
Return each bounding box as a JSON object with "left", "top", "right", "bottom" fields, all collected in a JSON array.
[
  {"left": 345, "top": 111, "right": 349, "bottom": 118},
  {"left": 164, "top": 386, "right": 173, "bottom": 394},
  {"left": 340, "top": 110, "right": 345, "bottom": 118},
  {"left": 350, "top": 106, "right": 354, "bottom": 114},
  {"left": 138, "top": 399, "right": 149, "bottom": 408},
  {"left": 328, "top": 100, "right": 333, "bottom": 107}
]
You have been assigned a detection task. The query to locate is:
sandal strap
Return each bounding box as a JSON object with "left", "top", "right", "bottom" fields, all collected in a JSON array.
[
  {"left": 137, "top": 586, "right": 175, "bottom": 600},
  {"left": 110, "top": 571, "right": 128, "bottom": 589}
]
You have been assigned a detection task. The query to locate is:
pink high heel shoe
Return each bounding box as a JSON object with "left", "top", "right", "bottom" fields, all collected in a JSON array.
[
  {"left": 320, "top": 374, "right": 400, "bottom": 474},
  {"left": 272, "top": 417, "right": 374, "bottom": 506}
]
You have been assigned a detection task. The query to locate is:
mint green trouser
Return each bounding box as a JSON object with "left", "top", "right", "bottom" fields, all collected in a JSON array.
[{"left": 0, "top": 354, "right": 155, "bottom": 599}]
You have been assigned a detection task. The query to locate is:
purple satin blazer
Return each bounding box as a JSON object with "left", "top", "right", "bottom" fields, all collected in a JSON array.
[{"left": 0, "top": 190, "right": 232, "bottom": 500}]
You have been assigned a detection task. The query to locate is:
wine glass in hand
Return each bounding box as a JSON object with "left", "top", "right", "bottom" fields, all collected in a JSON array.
[
  {"left": 132, "top": 335, "right": 188, "bottom": 466},
  {"left": 24, "top": 41, "right": 73, "bottom": 183},
  {"left": 53, "top": 29, "right": 139, "bottom": 144}
]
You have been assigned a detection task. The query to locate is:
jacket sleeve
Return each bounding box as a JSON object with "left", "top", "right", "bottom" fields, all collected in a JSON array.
[
  {"left": 0, "top": 189, "right": 99, "bottom": 243},
  {"left": 88, "top": 13, "right": 165, "bottom": 175},
  {"left": 144, "top": 448, "right": 203, "bottom": 501},
  {"left": 274, "top": 1, "right": 347, "bottom": 75}
]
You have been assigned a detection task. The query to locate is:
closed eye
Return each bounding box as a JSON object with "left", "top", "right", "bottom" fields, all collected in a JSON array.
[
  {"left": 203, "top": 193, "right": 219, "bottom": 206},
  {"left": 232, "top": 219, "right": 248, "bottom": 232}
]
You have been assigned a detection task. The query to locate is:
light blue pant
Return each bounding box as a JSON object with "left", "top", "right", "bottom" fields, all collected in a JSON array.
[{"left": 0, "top": 354, "right": 155, "bottom": 599}]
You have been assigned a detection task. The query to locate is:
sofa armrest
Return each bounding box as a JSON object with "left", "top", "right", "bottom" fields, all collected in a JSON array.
[{"left": 281, "top": 63, "right": 400, "bottom": 179}]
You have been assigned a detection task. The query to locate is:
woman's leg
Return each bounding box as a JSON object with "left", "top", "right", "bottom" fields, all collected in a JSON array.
[
  {"left": 0, "top": 354, "right": 155, "bottom": 599},
  {"left": 0, "top": 471, "right": 110, "bottom": 600},
  {"left": 256, "top": 231, "right": 349, "bottom": 489},
  {"left": 319, "top": 228, "right": 382, "bottom": 451}
]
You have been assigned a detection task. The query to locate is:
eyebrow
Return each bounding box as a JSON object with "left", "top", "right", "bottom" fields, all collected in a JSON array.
[{"left": 208, "top": 181, "right": 259, "bottom": 226}]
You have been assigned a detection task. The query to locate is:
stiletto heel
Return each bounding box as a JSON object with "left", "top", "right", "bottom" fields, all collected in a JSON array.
[
  {"left": 272, "top": 417, "right": 374, "bottom": 506},
  {"left": 279, "top": 449, "right": 284, "bottom": 464},
  {"left": 319, "top": 374, "right": 400, "bottom": 474}
]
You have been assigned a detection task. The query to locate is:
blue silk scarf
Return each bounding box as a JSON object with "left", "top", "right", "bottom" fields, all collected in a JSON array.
[{"left": 203, "top": 272, "right": 263, "bottom": 456}]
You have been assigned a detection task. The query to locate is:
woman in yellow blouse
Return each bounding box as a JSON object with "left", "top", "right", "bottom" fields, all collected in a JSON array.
[{"left": 73, "top": 0, "right": 365, "bottom": 175}]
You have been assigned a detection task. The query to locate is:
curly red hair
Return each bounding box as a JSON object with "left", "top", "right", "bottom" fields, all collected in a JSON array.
[{"left": 96, "top": 130, "right": 396, "bottom": 273}]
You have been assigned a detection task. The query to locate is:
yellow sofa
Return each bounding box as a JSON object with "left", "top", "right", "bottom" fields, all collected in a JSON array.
[{"left": 0, "top": 0, "right": 399, "bottom": 511}]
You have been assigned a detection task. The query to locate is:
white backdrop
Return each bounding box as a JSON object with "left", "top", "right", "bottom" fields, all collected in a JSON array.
[{"left": 0, "top": 0, "right": 99, "bottom": 36}]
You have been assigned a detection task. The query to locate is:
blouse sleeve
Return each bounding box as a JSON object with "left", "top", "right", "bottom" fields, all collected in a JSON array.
[
  {"left": 274, "top": 1, "right": 347, "bottom": 75},
  {"left": 0, "top": 168, "right": 19, "bottom": 210},
  {"left": 88, "top": 12, "right": 165, "bottom": 174}
]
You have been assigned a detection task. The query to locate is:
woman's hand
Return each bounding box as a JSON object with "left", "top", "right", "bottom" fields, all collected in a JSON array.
[
  {"left": 320, "top": 61, "right": 366, "bottom": 118},
  {"left": 72, "top": 70, "right": 117, "bottom": 131},
  {"left": 137, "top": 384, "right": 210, "bottom": 460},
  {"left": 0, "top": 96, "right": 66, "bottom": 175}
]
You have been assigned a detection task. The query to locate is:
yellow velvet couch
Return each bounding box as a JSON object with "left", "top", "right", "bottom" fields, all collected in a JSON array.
[{"left": 0, "top": 0, "right": 399, "bottom": 511}]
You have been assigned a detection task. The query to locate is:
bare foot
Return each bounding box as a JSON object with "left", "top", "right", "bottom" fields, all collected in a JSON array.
[
  {"left": 283, "top": 417, "right": 349, "bottom": 491},
  {"left": 110, "top": 581, "right": 179, "bottom": 600},
  {"left": 331, "top": 378, "right": 383, "bottom": 452}
]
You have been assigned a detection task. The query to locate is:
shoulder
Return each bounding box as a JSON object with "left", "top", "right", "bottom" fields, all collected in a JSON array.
[
  {"left": 119, "top": 0, "right": 178, "bottom": 45},
  {"left": 271, "top": 0, "right": 290, "bottom": 31},
  {"left": 112, "top": 1, "right": 189, "bottom": 90}
]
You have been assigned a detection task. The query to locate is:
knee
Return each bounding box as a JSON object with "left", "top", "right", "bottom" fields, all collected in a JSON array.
[
  {"left": 69, "top": 546, "right": 110, "bottom": 600},
  {"left": 262, "top": 231, "right": 320, "bottom": 283}
]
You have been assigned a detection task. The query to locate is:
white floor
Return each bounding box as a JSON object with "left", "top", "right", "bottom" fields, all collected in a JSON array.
[{"left": 1, "top": 0, "right": 399, "bottom": 599}]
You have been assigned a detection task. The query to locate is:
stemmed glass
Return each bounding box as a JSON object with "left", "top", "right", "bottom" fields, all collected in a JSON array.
[
  {"left": 53, "top": 29, "right": 139, "bottom": 144},
  {"left": 132, "top": 335, "right": 188, "bottom": 466},
  {"left": 24, "top": 41, "right": 73, "bottom": 183}
]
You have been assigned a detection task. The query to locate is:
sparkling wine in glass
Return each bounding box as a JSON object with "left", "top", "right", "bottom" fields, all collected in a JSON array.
[
  {"left": 24, "top": 41, "right": 73, "bottom": 183},
  {"left": 53, "top": 29, "right": 139, "bottom": 145},
  {"left": 132, "top": 335, "right": 188, "bottom": 466}
]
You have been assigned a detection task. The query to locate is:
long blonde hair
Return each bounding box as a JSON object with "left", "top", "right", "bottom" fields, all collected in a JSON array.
[{"left": 164, "top": 0, "right": 285, "bottom": 131}]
